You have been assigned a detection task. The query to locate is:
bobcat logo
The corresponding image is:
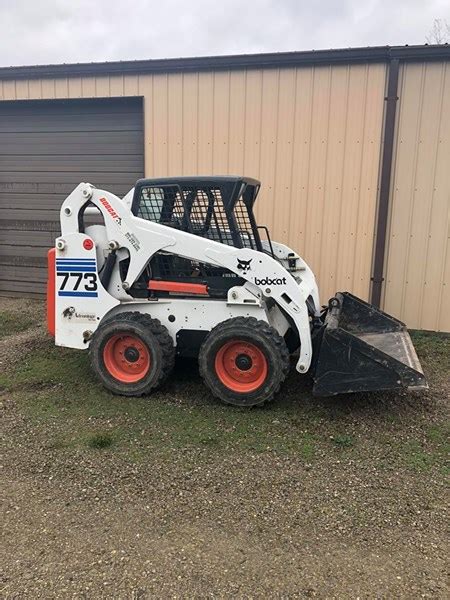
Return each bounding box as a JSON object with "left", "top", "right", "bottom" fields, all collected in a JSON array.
[{"left": 237, "top": 258, "right": 252, "bottom": 275}]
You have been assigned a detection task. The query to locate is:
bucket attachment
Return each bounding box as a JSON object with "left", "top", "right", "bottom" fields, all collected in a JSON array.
[{"left": 312, "top": 292, "right": 427, "bottom": 396}]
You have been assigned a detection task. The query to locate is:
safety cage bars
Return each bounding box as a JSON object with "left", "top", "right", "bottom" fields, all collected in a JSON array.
[{"left": 132, "top": 182, "right": 262, "bottom": 251}]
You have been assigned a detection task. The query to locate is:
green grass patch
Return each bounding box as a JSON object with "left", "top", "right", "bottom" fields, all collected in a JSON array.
[
  {"left": 427, "top": 424, "right": 449, "bottom": 445},
  {"left": 87, "top": 432, "right": 114, "bottom": 449},
  {"left": 0, "top": 310, "right": 38, "bottom": 339},
  {"left": 0, "top": 342, "right": 90, "bottom": 390},
  {"left": 410, "top": 331, "right": 449, "bottom": 374},
  {"left": 402, "top": 440, "right": 435, "bottom": 471},
  {"left": 330, "top": 434, "right": 355, "bottom": 448}
]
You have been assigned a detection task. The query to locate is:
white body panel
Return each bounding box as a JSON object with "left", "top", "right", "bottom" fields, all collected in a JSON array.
[
  {"left": 54, "top": 183, "right": 321, "bottom": 372},
  {"left": 54, "top": 233, "right": 119, "bottom": 349},
  {"left": 111, "top": 298, "right": 269, "bottom": 339}
]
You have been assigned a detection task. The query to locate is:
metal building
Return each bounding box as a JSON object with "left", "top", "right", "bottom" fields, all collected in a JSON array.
[{"left": 0, "top": 45, "right": 449, "bottom": 331}]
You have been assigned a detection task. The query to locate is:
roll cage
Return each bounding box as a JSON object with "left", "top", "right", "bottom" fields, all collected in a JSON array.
[{"left": 131, "top": 176, "right": 264, "bottom": 251}]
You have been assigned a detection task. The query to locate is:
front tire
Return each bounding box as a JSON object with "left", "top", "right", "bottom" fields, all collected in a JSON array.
[
  {"left": 89, "top": 312, "right": 175, "bottom": 396},
  {"left": 199, "top": 317, "right": 290, "bottom": 407}
]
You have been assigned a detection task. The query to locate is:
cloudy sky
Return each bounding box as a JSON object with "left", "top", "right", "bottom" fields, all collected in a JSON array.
[{"left": 0, "top": 0, "right": 448, "bottom": 67}]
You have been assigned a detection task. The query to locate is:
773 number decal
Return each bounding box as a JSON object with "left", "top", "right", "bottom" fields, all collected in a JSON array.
[
  {"left": 58, "top": 272, "right": 98, "bottom": 292},
  {"left": 56, "top": 258, "right": 99, "bottom": 298}
]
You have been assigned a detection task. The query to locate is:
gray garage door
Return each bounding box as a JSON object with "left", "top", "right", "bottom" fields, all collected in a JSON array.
[{"left": 0, "top": 97, "right": 144, "bottom": 297}]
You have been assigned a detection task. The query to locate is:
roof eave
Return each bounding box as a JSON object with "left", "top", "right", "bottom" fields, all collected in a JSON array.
[{"left": 0, "top": 44, "right": 448, "bottom": 81}]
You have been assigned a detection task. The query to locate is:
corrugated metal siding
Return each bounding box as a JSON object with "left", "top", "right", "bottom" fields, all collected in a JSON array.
[
  {"left": 0, "top": 97, "right": 144, "bottom": 296},
  {"left": 1, "top": 65, "right": 386, "bottom": 304},
  {"left": 146, "top": 65, "right": 387, "bottom": 303},
  {"left": 383, "top": 61, "right": 450, "bottom": 332}
]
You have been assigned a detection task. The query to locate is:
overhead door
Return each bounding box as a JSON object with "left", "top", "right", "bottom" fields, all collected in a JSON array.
[{"left": 0, "top": 97, "right": 144, "bottom": 296}]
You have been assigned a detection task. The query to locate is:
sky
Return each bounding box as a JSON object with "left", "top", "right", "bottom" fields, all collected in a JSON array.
[{"left": 0, "top": 0, "right": 448, "bottom": 67}]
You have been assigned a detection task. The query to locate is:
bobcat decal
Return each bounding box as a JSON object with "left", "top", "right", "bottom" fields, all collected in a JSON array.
[{"left": 237, "top": 258, "right": 252, "bottom": 275}]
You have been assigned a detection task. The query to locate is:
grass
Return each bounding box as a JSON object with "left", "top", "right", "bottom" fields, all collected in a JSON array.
[
  {"left": 1, "top": 341, "right": 323, "bottom": 458},
  {"left": 1, "top": 345, "right": 322, "bottom": 460},
  {"left": 1, "top": 307, "right": 449, "bottom": 474},
  {"left": 87, "top": 432, "right": 114, "bottom": 449},
  {"left": 402, "top": 440, "right": 435, "bottom": 471},
  {"left": 410, "top": 330, "right": 449, "bottom": 374},
  {"left": 0, "top": 310, "right": 39, "bottom": 339},
  {"left": 330, "top": 434, "right": 355, "bottom": 448}
]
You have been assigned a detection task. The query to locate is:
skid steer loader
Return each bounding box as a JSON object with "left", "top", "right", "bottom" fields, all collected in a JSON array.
[{"left": 47, "top": 177, "right": 427, "bottom": 406}]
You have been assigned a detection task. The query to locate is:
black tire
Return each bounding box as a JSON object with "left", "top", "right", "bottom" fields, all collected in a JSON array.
[
  {"left": 198, "top": 317, "right": 290, "bottom": 407},
  {"left": 89, "top": 311, "right": 175, "bottom": 396}
]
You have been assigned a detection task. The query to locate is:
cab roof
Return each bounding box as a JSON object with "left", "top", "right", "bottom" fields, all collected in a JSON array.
[
  {"left": 134, "top": 175, "right": 261, "bottom": 188},
  {"left": 133, "top": 176, "right": 261, "bottom": 210}
]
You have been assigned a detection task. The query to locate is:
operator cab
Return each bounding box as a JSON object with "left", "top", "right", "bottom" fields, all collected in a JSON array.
[{"left": 128, "top": 176, "right": 274, "bottom": 299}]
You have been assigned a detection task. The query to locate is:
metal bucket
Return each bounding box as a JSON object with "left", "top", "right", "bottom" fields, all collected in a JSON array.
[{"left": 312, "top": 292, "right": 428, "bottom": 396}]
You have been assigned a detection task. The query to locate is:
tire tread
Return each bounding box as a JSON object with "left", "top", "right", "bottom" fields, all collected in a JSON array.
[
  {"left": 198, "top": 316, "right": 290, "bottom": 407},
  {"left": 90, "top": 311, "right": 175, "bottom": 396}
]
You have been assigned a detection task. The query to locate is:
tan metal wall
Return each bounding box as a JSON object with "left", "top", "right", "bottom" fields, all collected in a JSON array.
[
  {"left": 0, "top": 64, "right": 386, "bottom": 306},
  {"left": 383, "top": 61, "right": 450, "bottom": 332}
]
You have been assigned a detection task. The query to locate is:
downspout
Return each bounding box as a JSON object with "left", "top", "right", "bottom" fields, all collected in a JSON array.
[{"left": 370, "top": 58, "right": 400, "bottom": 307}]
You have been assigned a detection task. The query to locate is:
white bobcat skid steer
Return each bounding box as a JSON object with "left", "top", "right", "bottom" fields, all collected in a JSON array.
[{"left": 47, "top": 177, "right": 427, "bottom": 407}]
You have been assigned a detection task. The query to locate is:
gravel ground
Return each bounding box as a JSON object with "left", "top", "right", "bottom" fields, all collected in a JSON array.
[{"left": 1, "top": 297, "right": 448, "bottom": 598}]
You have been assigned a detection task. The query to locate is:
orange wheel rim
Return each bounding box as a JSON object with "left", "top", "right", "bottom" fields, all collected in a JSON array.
[
  {"left": 103, "top": 334, "right": 150, "bottom": 383},
  {"left": 215, "top": 340, "right": 268, "bottom": 393}
]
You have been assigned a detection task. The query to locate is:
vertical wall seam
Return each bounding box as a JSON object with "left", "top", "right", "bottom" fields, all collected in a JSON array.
[
  {"left": 181, "top": 73, "right": 184, "bottom": 175},
  {"left": 351, "top": 62, "right": 369, "bottom": 291},
  {"left": 318, "top": 64, "right": 333, "bottom": 283},
  {"left": 151, "top": 76, "right": 155, "bottom": 176},
  {"left": 270, "top": 69, "right": 281, "bottom": 230},
  {"left": 242, "top": 69, "right": 248, "bottom": 174},
  {"left": 226, "top": 70, "right": 231, "bottom": 173},
  {"left": 333, "top": 64, "right": 351, "bottom": 284},
  {"left": 211, "top": 72, "right": 216, "bottom": 172},
  {"left": 165, "top": 74, "right": 169, "bottom": 175},
  {"left": 256, "top": 70, "right": 263, "bottom": 179},
  {"left": 195, "top": 72, "right": 199, "bottom": 173},
  {"left": 436, "top": 210, "right": 449, "bottom": 332},
  {"left": 286, "top": 67, "right": 299, "bottom": 243},
  {"left": 303, "top": 66, "right": 316, "bottom": 259}
]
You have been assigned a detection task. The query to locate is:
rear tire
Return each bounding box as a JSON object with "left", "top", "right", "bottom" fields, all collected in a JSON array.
[
  {"left": 199, "top": 317, "right": 290, "bottom": 407},
  {"left": 89, "top": 312, "right": 175, "bottom": 396}
]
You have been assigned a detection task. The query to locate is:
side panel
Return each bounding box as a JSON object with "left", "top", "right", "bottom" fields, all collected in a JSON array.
[
  {"left": 54, "top": 233, "right": 119, "bottom": 349},
  {"left": 109, "top": 299, "right": 269, "bottom": 342}
]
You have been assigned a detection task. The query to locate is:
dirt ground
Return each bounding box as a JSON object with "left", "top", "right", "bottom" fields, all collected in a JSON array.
[{"left": 1, "top": 297, "right": 448, "bottom": 598}]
